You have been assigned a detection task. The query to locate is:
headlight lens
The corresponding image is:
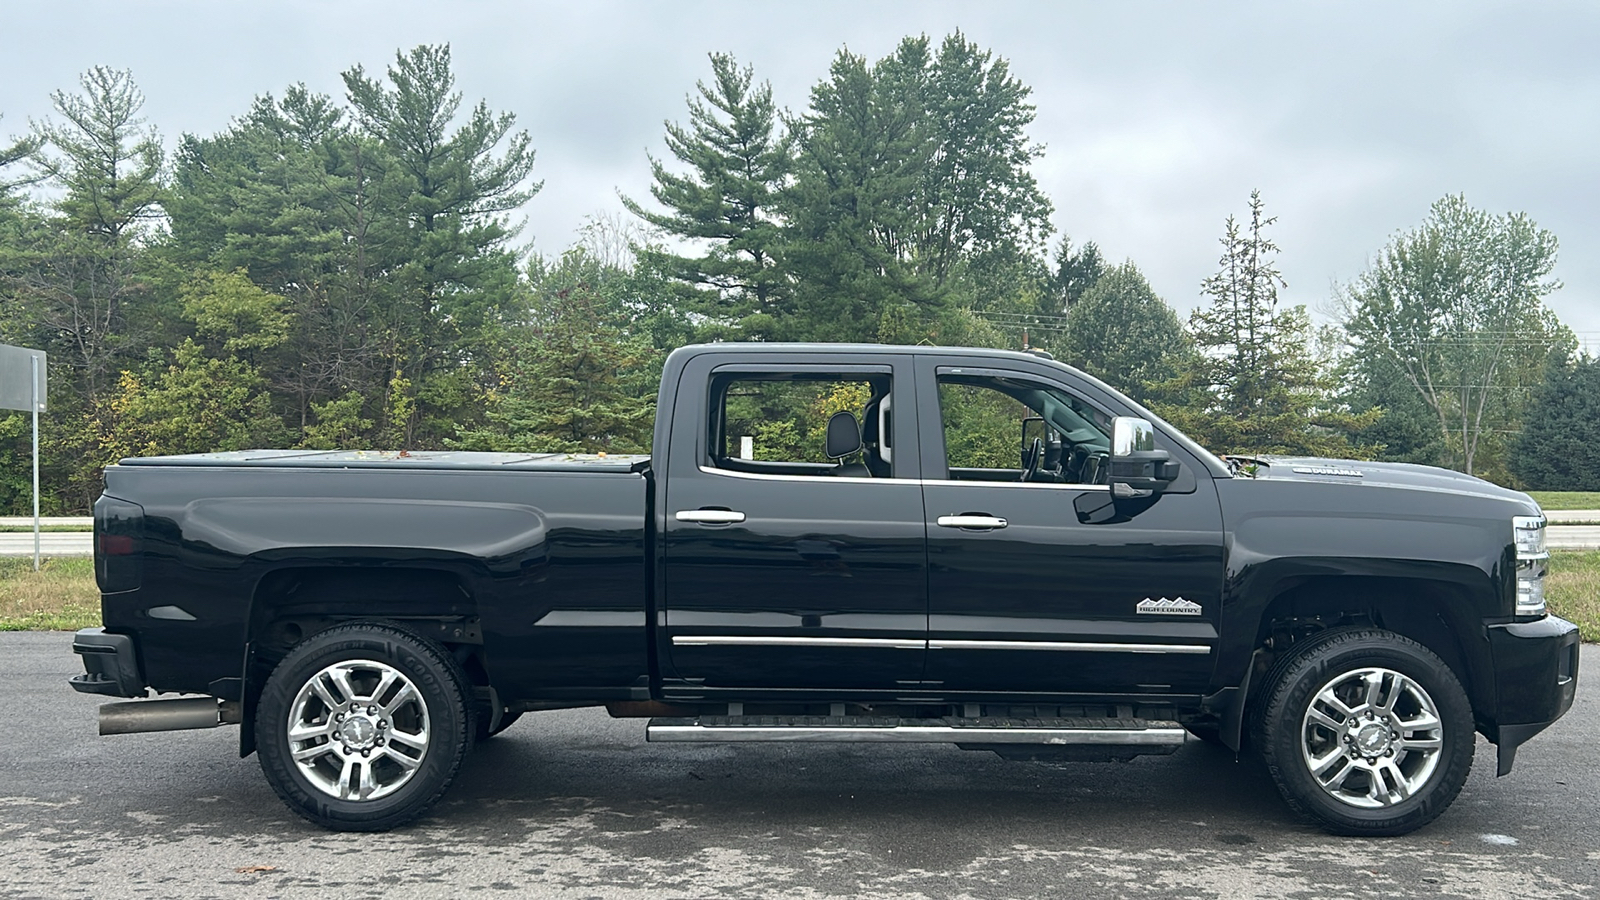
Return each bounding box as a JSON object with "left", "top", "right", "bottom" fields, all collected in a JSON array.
[{"left": 1512, "top": 515, "right": 1548, "bottom": 616}]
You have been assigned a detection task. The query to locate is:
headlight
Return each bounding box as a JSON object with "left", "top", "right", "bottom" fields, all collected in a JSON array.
[{"left": 1512, "top": 515, "right": 1548, "bottom": 616}]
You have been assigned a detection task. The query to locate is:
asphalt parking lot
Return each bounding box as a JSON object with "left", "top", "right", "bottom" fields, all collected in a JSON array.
[{"left": 0, "top": 632, "right": 1593, "bottom": 900}]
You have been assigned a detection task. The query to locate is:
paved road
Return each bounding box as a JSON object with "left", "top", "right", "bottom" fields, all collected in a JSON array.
[
  {"left": 0, "top": 633, "right": 1593, "bottom": 899},
  {"left": 1548, "top": 526, "right": 1600, "bottom": 550},
  {"left": 0, "top": 533, "right": 92, "bottom": 557}
]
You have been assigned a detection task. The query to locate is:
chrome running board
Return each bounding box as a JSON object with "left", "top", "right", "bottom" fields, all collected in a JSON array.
[{"left": 645, "top": 715, "right": 1186, "bottom": 747}]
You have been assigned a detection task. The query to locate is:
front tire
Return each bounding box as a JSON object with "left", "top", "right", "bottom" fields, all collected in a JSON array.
[
  {"left": 1253, "top": 628, "right": 1474, "bottom": 836},
  {"left": 255, "top": 621, "right": 475, "bottom": 831}
]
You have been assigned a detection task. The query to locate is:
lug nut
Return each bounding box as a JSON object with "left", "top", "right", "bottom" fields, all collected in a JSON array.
[{"left": 361, "top": 749, "right": 370, "bottom": 757}]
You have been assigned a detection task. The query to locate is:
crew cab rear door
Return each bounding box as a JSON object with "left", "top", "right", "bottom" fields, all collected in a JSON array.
[
  {"left": 658, "top": 351, "right": 928, "bottom": 694},
  {"left": 914, "top": 355, "right": 1226, "bottom": 697}
]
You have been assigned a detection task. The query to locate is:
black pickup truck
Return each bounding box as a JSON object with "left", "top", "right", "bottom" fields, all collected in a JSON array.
[{"left": 71, "top": 343, "right": 1579, "bottom": 835}]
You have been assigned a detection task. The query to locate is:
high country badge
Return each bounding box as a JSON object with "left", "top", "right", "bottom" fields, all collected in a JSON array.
[{"left": 1136, "top": 597, "right": 1203, "bottom": 616}]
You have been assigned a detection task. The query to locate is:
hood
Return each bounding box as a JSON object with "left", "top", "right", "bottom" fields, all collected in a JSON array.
[{"left": 1241, "top": 455, "right": 1538, "bottom": 509}]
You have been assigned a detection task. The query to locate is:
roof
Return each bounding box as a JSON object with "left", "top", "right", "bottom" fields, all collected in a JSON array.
[{"left": 674, "top": 342, "right": 1061, "bottom": 365}]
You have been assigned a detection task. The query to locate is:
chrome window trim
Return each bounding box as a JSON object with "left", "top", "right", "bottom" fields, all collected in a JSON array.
[
  {"left": 697, "top": 465, "right": 913, "bottom": 486},
  {"left": 672, "top": 635, "right": 925, "bottom": 649},
  {"left": 928, "top": 639, "right": 1210, "bottom": 655},
  {"left": 671, "top": 635, "right": 1210, "bottom": 655},
  {"left": 927, "top": 479, "right": 1110, "bottom": 492},
  {"left": 696, "top": 465, "right": 1110, "bottom": 491}
]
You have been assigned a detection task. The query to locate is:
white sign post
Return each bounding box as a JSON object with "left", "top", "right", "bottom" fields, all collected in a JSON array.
[
  {"left": 0, "top": 344, "right": 48, "bottom": 570},
  {"left": 31, "top": 355, "right": 39, "bottom": 570}
]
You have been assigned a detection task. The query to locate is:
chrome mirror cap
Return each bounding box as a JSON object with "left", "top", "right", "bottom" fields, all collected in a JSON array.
[{"left": 1112, "top": 417, "right": 1155, "bottom": 457}]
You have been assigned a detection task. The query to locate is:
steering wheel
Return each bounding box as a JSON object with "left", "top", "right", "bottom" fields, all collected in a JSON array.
[{"left": 1020, "top": 437, "right": 1045, "bottom": 483}]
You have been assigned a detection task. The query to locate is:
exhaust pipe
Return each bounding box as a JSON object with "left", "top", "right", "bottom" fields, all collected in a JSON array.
[{"left": 99, "top": 697, "right": 242, "bottom": 736}]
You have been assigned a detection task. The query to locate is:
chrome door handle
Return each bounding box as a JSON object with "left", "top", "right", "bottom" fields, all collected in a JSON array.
[
  {"left": 937, "top": 515, "right": 1008, "bottom": 530},
  {"left": 675, "top": 509, "right": 746, "bottom": 524}
]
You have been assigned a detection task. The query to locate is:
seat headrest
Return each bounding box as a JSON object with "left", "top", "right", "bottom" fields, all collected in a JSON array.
[{"left": 826, "top": 411, "right": 863, "bottom": 459}]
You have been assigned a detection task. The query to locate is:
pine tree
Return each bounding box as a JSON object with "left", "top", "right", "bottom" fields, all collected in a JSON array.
[
  {"left": 783, "top": 33, "right": 1053, "bottom": 342},
  {"left": 1048, "top": 236, "right": 1105, "bottom": 312},
  {"left": 20, "top": 67, "right": 166, "bottom": 403},
  {"left": 0, "top": 115, "right": 39, "bottom": 190},
  {"left": 1158, "top": 191, "right": 1374, "bottom": 457},
  {"left": 342, "top": 44, "right": 540, "bottom": 446},
  {"left": 1511, "top": 354, "right": 1600, "bottom": 490},
  {"left": 623, "top": 53, "right": 791, "bottom": 337},
  {"left": 455, "top": 250, "right": 655, "bottom": 454}
]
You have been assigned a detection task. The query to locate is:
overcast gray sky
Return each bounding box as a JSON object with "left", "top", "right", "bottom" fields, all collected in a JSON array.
[{"left": 3, "top": 1, "right": 1597, "bottom": 341}]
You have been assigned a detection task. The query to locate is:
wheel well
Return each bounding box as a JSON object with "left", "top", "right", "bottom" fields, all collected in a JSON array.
[
  {"left": 248, "top": 566, "right": 486, "bottom": 684},
  {"left": 1253, "top": 576, "right": 1484, "bottom": 710}
]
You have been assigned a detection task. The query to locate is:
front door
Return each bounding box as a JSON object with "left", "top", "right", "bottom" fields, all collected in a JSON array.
[
  {"left": 915, "top": 358, "right": 1226, "bottom": 698},
  {"left": 659, "top": 354, "right": 927, "bottom": 695}
]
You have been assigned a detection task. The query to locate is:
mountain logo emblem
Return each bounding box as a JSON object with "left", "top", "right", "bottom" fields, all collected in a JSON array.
[{"left": 1135, "top": 597, "right": 1203, "bottom": 616}]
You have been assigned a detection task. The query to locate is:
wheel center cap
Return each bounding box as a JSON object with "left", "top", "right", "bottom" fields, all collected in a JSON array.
[
  {"left": 1356, "top": 722, "right": 1389, "bottom": 755},
  {"left": 340, "top": 715, "right": 377, "bottom": 748}
]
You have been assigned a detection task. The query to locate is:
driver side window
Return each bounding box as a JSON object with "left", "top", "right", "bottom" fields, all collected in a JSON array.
[
  {"left": 936, "top": 373, "right": 1112, "bottom": 485},
  {"left": 939, "top": 382, "right": 1032, "bottom": 472}
]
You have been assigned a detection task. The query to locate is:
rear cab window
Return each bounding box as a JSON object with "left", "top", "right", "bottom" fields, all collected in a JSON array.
[{"left": 706, "top": 372, "right": 895, "bottom": 479}]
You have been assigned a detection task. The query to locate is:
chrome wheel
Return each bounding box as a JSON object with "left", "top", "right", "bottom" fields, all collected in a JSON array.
[
  {"left": 286, "top": 659, "right": 430, "bottom": 801},
  {"left": 1300, "top": 666, "right": 1444, "bottom": 809}
]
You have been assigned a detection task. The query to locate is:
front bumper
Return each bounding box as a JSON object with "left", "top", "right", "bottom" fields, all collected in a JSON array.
[
  {"left": 69, "top": 627, "right": 147, "bottom": 698},
  {"left": 1485, "top": 615, "right": 1580, "bottom": 775}
]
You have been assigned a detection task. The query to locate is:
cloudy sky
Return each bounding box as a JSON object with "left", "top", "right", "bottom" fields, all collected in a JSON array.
[{"left": 3, "top": 1, "right": 1597, "bottom": 341}]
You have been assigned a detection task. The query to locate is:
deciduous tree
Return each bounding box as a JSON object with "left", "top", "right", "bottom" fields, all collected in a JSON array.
[
  {"left": 1343, "top": 195, "right": 1569, "bottom": 477},
  {"left": 1058, "top": 261, "right": 1190, "bottom": 404}
]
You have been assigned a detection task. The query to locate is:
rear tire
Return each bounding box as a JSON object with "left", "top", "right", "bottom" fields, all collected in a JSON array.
[
  {"left": 255, "top": 621, "right": 475, "bottom": 831},
  {"left": 1253, "top": 628, "right": 1474, "bottom": 836}
]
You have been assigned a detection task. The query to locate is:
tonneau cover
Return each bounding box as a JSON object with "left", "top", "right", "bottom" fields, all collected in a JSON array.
[{"left": 116, "top": 449, "right": 650, "bottom": 473}]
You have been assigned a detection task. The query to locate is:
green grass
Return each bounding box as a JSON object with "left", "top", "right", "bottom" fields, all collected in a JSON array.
[
  {"left": 1527, "top": 491, "right": 1600, "bottom": 510},
  {"left": 1547, "top": 551, "right": 1600, "bottom": 642},
  {"left": 1, "top": 551, "right": 1594, "bottom": 643},
  {"left": 0, "top": 557, "right": 100, "bottom": 631},
  {"left": 0, "top": 525, "right": 92, "bottom": 532}
]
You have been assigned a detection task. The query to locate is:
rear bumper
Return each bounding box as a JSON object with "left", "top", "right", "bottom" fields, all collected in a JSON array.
[
  {"left": 69, "top": 627, "right": 147, "bottom": 698},
  {"left": 1484, "top": 616, "right": 1580, "bottom": 775}
]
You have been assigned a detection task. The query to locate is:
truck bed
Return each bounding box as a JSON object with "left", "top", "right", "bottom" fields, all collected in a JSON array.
[
  {"left": 99, "top": 453, "right": 653, "bottom": 702},
  {"left": 119, "top": 449, "right": 652, "bottom": 473}
]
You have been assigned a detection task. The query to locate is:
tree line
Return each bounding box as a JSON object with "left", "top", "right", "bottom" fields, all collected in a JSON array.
[{"left": 0, "top": 36, "right": 1587, "bottom": 513}]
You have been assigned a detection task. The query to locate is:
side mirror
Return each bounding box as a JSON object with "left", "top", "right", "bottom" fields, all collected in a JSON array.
[{"left": 1108, "top": 417, "right": 1179, "bottom": 498}]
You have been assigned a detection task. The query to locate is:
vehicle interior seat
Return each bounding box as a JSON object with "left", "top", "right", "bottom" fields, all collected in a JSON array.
[
  {"left": 825, "top": 411, "right": 871, "bottom": 477},
  {"left": 859, "top": 395, "right": 891, "bottom": 478}
]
